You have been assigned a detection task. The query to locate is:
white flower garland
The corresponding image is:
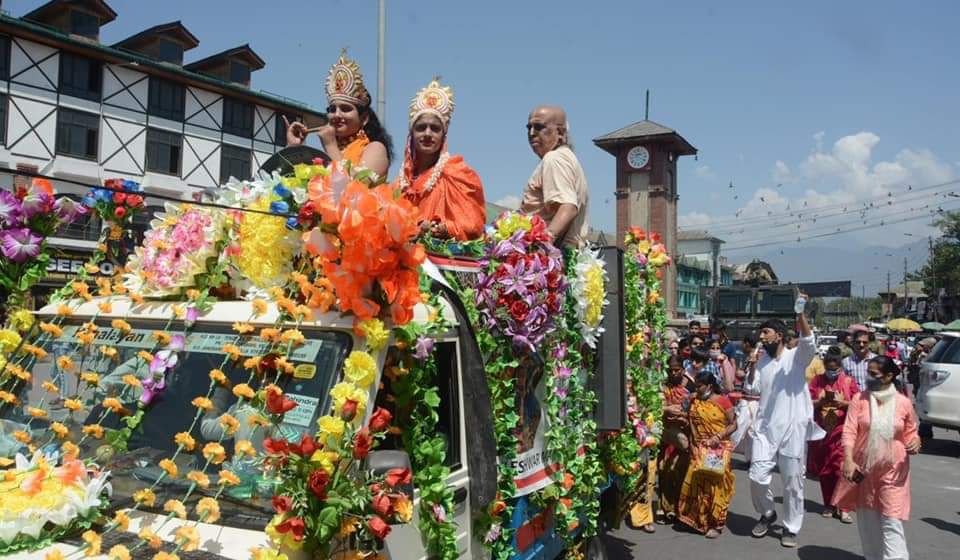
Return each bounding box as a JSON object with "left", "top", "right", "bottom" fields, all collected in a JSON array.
[
  {"left": 399, "top": 151, "right": 450, "bottom": 195},
  {"left": 570, "top": 246, "right": 609, "bottom": 348}
]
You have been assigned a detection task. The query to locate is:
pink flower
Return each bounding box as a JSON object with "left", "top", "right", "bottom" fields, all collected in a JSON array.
[{"left": 1, "top": 228, "right": 43, "bottom": 263}]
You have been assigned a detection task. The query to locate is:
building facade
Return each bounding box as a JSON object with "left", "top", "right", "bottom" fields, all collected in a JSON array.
[{"left": 0, "top": 1, "right": 325, "bottom": 303}]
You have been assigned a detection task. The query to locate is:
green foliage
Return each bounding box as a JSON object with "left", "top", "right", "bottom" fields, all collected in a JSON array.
[{"left": 916, "top": 210, "right": 960, "bottom": 297}]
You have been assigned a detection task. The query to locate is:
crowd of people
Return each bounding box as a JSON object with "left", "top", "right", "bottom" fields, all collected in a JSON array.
[{"left": 632, "top": 312, "right": 924, "bottom": 560}]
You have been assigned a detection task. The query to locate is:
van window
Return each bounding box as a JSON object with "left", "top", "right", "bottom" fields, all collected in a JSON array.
[{"left": 926, "top": 337, "right": 960, "bottom": 364}]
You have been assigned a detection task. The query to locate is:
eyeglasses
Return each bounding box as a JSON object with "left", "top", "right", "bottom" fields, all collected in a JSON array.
[{"left": 526, "top": 123, "right": 555, "bottom": 133}]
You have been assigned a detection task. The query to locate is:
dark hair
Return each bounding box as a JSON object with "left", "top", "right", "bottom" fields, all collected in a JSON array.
[
  {"left": 690, "top": 348, "right": 710, "bottom": 365},
  {"left": 742, "top": 333, "right": 758, "bottom": 346},
  {"left": 851, "top": 329, "right": 871, "bottom": 341},
  {"left": 759, "top": 319, "right": 787, "bottom": 338},
  {"left": 689, "top": 320, "right": 701, "bottom": 329},
  {"left": 710, "top": 319, "right": 726, "bottom": 332},
  {"left": 678, "top": 337, "right": 691, "bottom": 350},
  {"left": 695, "top": 369, "right": 719, "bottom": 389},
  {"left": 358, "top": 106, "right": 394, "bottom": 164},
  {"left": 869, "top": 355, "right": 901, "bottom": 377},
  {"left": 824, "top": 347, "right": 844, "bottom": 366},
  {"left": 708, "top": 338, "right": 723, "bottom": 349},
  {"left": 668, "top": 355, "right": 684, "bottom": 369}
]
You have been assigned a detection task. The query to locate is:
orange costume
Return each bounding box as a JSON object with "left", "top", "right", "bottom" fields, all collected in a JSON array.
[{"left": 392, "top": 79, "right": 486, "bottom": 241}]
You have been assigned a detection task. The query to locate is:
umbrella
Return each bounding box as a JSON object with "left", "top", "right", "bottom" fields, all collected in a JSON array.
[
  {"left": 945, "top": 319, "right": 960, "bottom": 330},
  {"left": 887, "top": 318, "right": 922, "bottom": 332},
  {"left": 922, "top": 321, "right": 945, "bottom": 332},
  {"left": 847, "top": 323, "right": 869, "bottom": 333}
]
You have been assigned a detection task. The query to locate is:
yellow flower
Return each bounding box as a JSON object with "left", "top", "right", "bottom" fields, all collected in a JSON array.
[
  {"left": 186, "top": 288, "right": 201, "bottom": 300},
  {"left": 137, "top": 350, "right": 154, "bottom": 363},
  {"left": 265, "top": 514, "right": 303, "bottom": 551},
  {"left": 394, "top": 495, "right": 414, "bottom": 523},
  {"left": 112, "top": 510, "right": 130, "bottom": 531},
  {"left": 108, "top": 544, "right": 131, "bottom": 560},
  {"left": 494, "top": 212, "right": 533, "bottom": 241},
  {"left": 232, "top": 383, "right": 255, "bottom": 399},
  {"left": 218, "top": 469, "right": 240, "bottom": 486},
  {"left": 252, "top": 298, "right": 268, "bottom": 317},
  {"left": 24, "top": 343, "right": 48, "bottom": 359},
  {"left": 646, "top": 291, "right": 660, "bottom": 305},
  {"left": 223, "top": 344, "right": 241, "bottom": 361},
  {"left": 62, "top": 441, "right": 79, "bottom": 460},
  {"left": 191, "top": 396, "right": 214, "bottom": 411},
  {"left": 174, "top": 431, "right": 196, "bottom": 451},
  {"left": 139, "top": 528, "right": 162, "bottom": 549},
  {"left": 233, "top": 322, "right": 255, "bottom": 334},
  {"left": 102, "top": 397, "right": 125, "bottom": 414},
  {"left": 337, "top": 517, "right": 359, "bottom": 539},
  {"left": 82, "top": 530, "right": 102, "bottom": 556},
  {"left": 122, "top": 374, "right": 142, "bottom": 388},
  {"left": 45, "top": 550, "right": 65, "bottom": 560},
  {"left": 246, "top": 414, "right": 269, "bottom": 427},
  {"left": 27, "top": 406, "right": 47, "bottom": 418},
  {"left": 152, "top": 553, "right": 179, "bottom": 560},
  {"left": 133, "top": 489, "right": 157, "bottom": 507},
  {"left": 329, "top": 381, "right": 368, "bottom": 417},
  {"left": 202, "top": 442, "right": 227, "bottom": 464},
  {"left": 187, "top": 470, "right": 210, "bottom": 488},
  {"left": 41, "top": 381, "right": 58, "bottom": 393},
  {"left": 159, "top": 458, "right": 178, "bottom": 478},
  {"left": 357, "top": 319, "right": 390, "bottom": 351},
  {"left": 343, "top": 351, "right": 376, "bottom": 389},
  {"left": 209, "top": 368, "right": 227, "bottom": 385},
  {"left": 280, "top": 329, "right": 305, "bottom": 346},
  {"left": 111, "top": 319, "right": 132, "bottom": 333},
  {"left": 55, "top": 304, "right": 73, "bottom": 317},
  {"left": 164, "top": 499, "right": 187, "bottom": 519},
  {"left": 267, "top": 286, "right": 286, "bottom": 300},
  {"left": 235, "top": 439, "right": 256, "bottom": 457},
  {"left": 64, "top": 398, "right": 83, "bottom": 412},
  {"left": 243, "top": 356, "right": 260, "bottom": 370},
  {"left": 218, "top": 413, "right": 240, "bottom": 436},
  {"left": 316, "top": 415, "right": 345, "bottom": 445},
  {"left": 152, "top": 331, "right": 171, "bottom": 345},
  {"left": 259, "top": 328, "right": 280, "bottom": 342},
  {"left": 80, "top": 371, "right": 100, "bottom": 386},
  {"left": 172, "top": 305, "right": 185, "bottom": 319},
  {"left": 82, "top": 424, "right": 104, "bottom": 439},
  {"left": 0, "top": 390, "right": 15, "bottom": 404},
  {"left": 56, "top": 356, "right": 76, "bottom": 373},
  {"left": 51, "top": 422, "right": 69, "bottom": 439},
  {"left": 39, "top": 322, "right": 63, "bottom": 337},
  {"left": 10, "top": 309, "right": 34, "bottom": 332},
  {"left": 250, "top": 547, "right": 289, "bottom": 560},
  {"left": 13, "top": 430, "right": 30, "bottom": 444},
  {"left": 309, "top": 450, "right": 338, "bottom": 475},
  {"left": 196, "top": 496, "right": 221, "bottom": 523},
  {"left": 276, "top": 356, "right": 295, "bottom": 374}
]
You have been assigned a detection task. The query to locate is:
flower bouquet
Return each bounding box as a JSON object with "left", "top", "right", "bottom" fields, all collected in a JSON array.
[
  {"left": 0, "top": 451, "right": 110, "bottom": 554},
  {"left": 474, "top": 212, "right": 566, "bottom": 353},
  {"left": 0, "top": 180, "right": 86, "bottom": 308},
  {"left": 570, "top": 246, "right": 608, "bottom": 349}
]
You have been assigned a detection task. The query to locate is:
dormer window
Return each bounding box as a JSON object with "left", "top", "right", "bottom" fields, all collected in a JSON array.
[
  {"left": 229, "top": 61, "right": 250, "bottom": 85},
  {"left": 69, "top": 10, "right": 99, "bottom": 38},
  {"left": 156, "top": 38, "right": 183, "bottom": 64}
]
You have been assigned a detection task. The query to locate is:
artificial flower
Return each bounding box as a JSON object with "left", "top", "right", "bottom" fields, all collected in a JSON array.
[
  {"left": 159, "top": 458, "right": 178, "bottom": 478},
  {"left": 357, "top": 318, "right": 389, "bottom": 351},
  {"left": 163, "top": 499, "right": 187, "bottom": 519},
  {"left": 174, "top": 431, "right": 196, "bottom": 451},
  {"left": 196, "top": 497, "right": 221, "bottom": 523},
  {"left": 343, "top": 350, "right": 376, "bottom": 388},
  {"left": 133, "top": 488, "right": 157, "bottom": 507}
]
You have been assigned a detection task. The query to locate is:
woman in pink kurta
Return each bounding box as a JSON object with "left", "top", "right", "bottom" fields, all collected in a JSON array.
[
  {"left": 834, "top": 356, "right": 920, "bottom": 560},
  {"left": 808, "top": 350, "right": 859, "bottom": 522}
]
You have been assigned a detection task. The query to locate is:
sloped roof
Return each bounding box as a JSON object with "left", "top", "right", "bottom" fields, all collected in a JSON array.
[
  {"left": 24, "top": 0, "right": 117, "bottom": 24},
  {"left": 114, "top": 21, "right": 199, "bottom": 50},
  {"left": 678, "top": 229, "right": 724, "bottom": 243},
  {"left": 592, "top": 119, "right": 697, "bottom": 156},
  {"left": 185, "top": 44, "right": 265, "bottom": 72}
]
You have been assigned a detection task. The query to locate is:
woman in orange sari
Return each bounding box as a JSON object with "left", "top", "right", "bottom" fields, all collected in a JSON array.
[
  {"left": 391, "top": 78, "right": 486, "bottom": 241},
  {"left": 284, "top": 50, "right": 393, "bottom": 177},
  {"left": 678, "top": 370, "right": 737, "bottom": 539}
]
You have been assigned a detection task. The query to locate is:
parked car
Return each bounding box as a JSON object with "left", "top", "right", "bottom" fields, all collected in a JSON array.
[
  {"left": 916, "top": 331, "right": 960, "bottom": 434},
  {"left": 817, "top": 334, "right": 838, "bottom": 356}
]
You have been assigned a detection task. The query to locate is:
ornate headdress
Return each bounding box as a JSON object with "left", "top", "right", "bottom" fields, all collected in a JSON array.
[
  {"left": 326, "top": 49, "right": 371, "bottom": 107},
  {"left": 408, "top": 77, "right": 454, "bottom": 129}
]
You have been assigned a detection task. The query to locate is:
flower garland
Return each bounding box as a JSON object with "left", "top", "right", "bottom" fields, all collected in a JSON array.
[{"left": 569, "top": 247, "right": 608, "bottom": 349}]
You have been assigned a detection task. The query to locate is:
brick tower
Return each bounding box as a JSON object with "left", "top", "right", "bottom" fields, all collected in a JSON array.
[{"left": 593, "top": 120, "right": 697, "bottom": 318}]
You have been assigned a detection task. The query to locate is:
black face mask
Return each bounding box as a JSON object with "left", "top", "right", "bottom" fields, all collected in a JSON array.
[
  {"left": 866, "top": 377, "right": 886, "bottom": 391},
  {"left": 825, "top": 368, "right": 840, "bottom": 380}
]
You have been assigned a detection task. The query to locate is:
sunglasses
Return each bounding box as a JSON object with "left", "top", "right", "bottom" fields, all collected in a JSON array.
[{"left": 525, "top": 123, "right": 555, "bottom": 133}]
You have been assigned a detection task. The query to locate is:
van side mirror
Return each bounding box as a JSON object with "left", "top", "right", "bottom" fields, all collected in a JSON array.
[{"left": 368, "top": 449, "right": 414, "bottom": 503}]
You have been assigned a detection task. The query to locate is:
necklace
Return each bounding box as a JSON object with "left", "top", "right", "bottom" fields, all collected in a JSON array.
[
  {"left": 401, "top": 151, "right": 450, "bottom": 195},
  {"left": 337, "top": 129, "right": 367, "bottom": 150}
]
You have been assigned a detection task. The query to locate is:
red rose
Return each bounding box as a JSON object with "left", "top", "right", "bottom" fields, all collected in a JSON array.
[
  {"left": 259, "top": 353, "right": 279, "bottom": 375},
  {"left": 546, "top": 292, "right": 560, "bottom": 312},
  {"left": 307, "top": 469, "right": 331, "bottom": 500},
  {"left": 546, "top": 272, "right": 560, "bottom": 290},
  {"left": 126, "top": 194, "right": 143, "bottom": 207},
  {"left": 353, "top": 427, "right": 372, "bottom": 460},
  {"left": 263, "top": 437, "right": 289, "bottom": 456},
  {"left": 272, "top": 495, "right": 293, "bottom": 514},
  {"left": 367, "top": 515, "right": 391, "bottom": 540},
  {"left": 368, "top": 407, "right": 392, "bottom": 433},
  {"left": 298, "top": 202, "right": 317, "bottom": 226},
  {"left": 340, "top": 398, "right": 359, "bottom": 421},
  {"left": 112, "top": 192, "right": 126, "bottom": 204},
  {"left": 509, "top": 300, "right": 529, "bottom": 322},
  {"left": 385, "top": 467, "right": 412, "bottom": 488},
  {"left": 276, "top": 516, "right": 306, "bottom": 541},
  {"left": 266, "top": 390, "right": 297, "bottom": 415},
  {"left": 290, "top": 434, "right": 318, "bottom": 457},
  {"left": 114, "top": 206, "right": 126, "bottom": 218},
  {"left": 371, "top": 493, "right": 393, "bottom": 516}
]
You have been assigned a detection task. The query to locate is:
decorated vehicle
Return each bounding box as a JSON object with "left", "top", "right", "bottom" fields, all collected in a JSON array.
[{"left": 0, "top": 153, "right": 670, "bottom": 560}]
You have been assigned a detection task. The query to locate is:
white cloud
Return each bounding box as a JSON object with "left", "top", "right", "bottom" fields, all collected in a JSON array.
[
  {"left": 679, "top": 211, "right": 712, "bottom": 229},
  {"left": 695, "top": 165, "right": 716, "bottom": 180},
  {"left": 494, "top": 195, "right": 521, "bottom": 209},
  {"left": 772, "top": 160, "right": 792, "bottom": 184}
]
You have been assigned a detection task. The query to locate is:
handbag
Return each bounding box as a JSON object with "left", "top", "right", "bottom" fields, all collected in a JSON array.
[{"left": 693, "top": 442, "right": 731, "bottom": 478}]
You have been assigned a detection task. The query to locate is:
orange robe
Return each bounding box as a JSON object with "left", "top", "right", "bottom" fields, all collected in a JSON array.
[
  {"left": 341, "top": 135, "right": 370, "bottom": 166},
  {"left": 392, "top": 146, "right": 486, "bottom": 241}
]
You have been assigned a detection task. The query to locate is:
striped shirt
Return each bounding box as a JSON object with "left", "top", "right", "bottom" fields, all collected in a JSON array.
[{"left": 842, "top": 352, "right": 877, "bottom": 392}]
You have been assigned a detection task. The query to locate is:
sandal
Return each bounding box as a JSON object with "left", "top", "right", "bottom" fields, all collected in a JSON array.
[
  {"left": 705, "top": 528, "right": 721, "bottom": 539},
  {"left": 642, "top": 524, "right": 656, "bottom": 534}
]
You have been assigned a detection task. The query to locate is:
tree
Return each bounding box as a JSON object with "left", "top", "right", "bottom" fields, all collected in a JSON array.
[{"left": 915, "top": 211, "right": 960, "bottom": 298}]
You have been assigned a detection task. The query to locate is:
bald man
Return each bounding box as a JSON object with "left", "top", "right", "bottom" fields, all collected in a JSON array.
[{"left": 520, "top": 106, "right": 590, "bottom": 248}]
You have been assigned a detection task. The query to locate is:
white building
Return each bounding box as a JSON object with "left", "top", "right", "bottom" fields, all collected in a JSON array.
[{"left": 0, "top": 0, "right": 325, "bottom": 300}]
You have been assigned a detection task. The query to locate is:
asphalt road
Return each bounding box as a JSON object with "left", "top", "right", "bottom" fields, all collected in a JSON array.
[{"left": 603, "top": 428, "right": 960, "bottom": 560}]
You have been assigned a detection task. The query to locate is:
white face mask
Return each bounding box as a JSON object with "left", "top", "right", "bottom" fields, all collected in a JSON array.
[{"left": 709, "top": 350, "right": 722, "bottom": 359}]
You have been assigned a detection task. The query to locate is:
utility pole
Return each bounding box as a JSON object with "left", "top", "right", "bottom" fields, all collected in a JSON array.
[
  {"left": 887, "top": 271, "right": 892, "bottom": 319},
  {"left": 377, "top": 0, "right": 386, "bottom": 120},
  {"left": 904, "top": 257, "right": 909, "bottom": 318}
]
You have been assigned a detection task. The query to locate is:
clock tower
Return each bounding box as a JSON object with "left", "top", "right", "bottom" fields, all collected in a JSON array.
[{"left": 593, "top": 120, "right": 697, "bottom": 318}]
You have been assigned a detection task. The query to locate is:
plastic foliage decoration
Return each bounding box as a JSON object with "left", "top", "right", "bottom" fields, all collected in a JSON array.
[
  {"left": 0, "top": 179, "right": 87, "bottom": 309},
  {"left": 389, "top": 276, "right": 459, "bottom": 559},
  {"left": 600, "top": 226, "right": 671, "bottom": 512},
  {"left": 123, "top": 203, "right": 229, "bottom": 297}
]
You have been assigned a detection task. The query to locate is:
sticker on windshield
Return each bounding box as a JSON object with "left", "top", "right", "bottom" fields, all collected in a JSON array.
[
  {"left": 282, "top": 394, "right": 320, "bottom": 428},
  {"left": 294, "top": 364, "right": 316, "bottom": 380}
]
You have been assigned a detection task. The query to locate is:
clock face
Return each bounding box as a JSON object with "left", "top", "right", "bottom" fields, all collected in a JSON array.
[{"left": 627, "top": 145, "right": 650, "bottom": 169}]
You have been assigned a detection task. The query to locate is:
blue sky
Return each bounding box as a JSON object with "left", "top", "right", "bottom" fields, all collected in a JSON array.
[{"left": 10, "top": 0, "right": 959, "bottom": 267}]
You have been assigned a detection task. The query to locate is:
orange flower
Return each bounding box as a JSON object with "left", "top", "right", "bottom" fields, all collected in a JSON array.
[
  {"left": 51, "top": 422, "right": 69, "bottom": 439},
  {"left": 235, "top": 439, "right": 256, "bottom": 457},
  {"left": 39, "top": 322, "right": 64, "bottom": 337},
  {"left": 187, "top": 470, "right": 210, "bottom": 488},
  {"left": 138, "top": 528, "right": 161, "bottom": 549},
  {"left": 56, "top": 356, "right": 76, "bottom": 372},
  {"left": 41, "top": 381, "right": 59, "bottom": 393},
  {"left": 218, "top": 469, "right": 240, "bottom": 486},
  {"left": 259, "top": 328, "right": 280, "bottom": 342},
  {"left": 232, "top": 383, "right": 255, "bottom": 399},
  {"left": 191, "top": 396, "right": 213, "bottom": 411},
  {"left": 196, "top": 496, "right": 221, "bottom": 523},
  {"left": 80, "top": 371, "right": 100, "bottom": 386},
  {"left": 98, "top": 302, "right": 113, "bottom": 313},
  {"left": 111, "top": 319, "right": 132, "bottom": 333},
  {"left": 133, "top": 488, "right": 157, "bottom": 507},
  {"left": 122, "top": 374, "right": 142, "bottom": 388},
  {"left": 113, "top": 510, "right": 130, "bottom": 531},
  {"left": 218, "top": 413, "right": 240, "bottom": 436},
  {"left": 27, "top": 406, "right": 47, "bottom": 418},
  {"left": 152, "top": 331, "right": 171, "bottom": 345},
  {"left": 82, "top": 424, "right": 104, "bottom": 439},
  {"left": 202, "top": 442, "right": 226, "bottom": 464},
  {"left": 159, "top": 458, "right": 178, "bottom": 478},
  {"left": 164, "top": 499, "right": 187, "bottom": 519},
  {"left": 64, "top": 398, "right": 83, "bottom": 412},
  {"left": 222, "top": 344, "right": 241, "bottom": 361},
  {"left": 62, "top": 441, "right": 79, "bottom": 460},
  {"left": 102, "top": 397, "right": 125, "bottom": 414},
  {"left": 137, "top": 350, "right": 154, "bottom": 363},
  {"left": 209, "top": 368, "right": 227, "bottom": 385},
  {"left": 232, "top": 322, "right": 254, "bottom": 334},
  {"left": 174, "top": 431, "right": 196, "bottom": 451},
  {"left": 251, "top": 298, "right": 268, "bottom": 317},
  {"left": 54, "top": 458, "right": 85, "bottom": 485},
  {"left": 55, "top": 304, "right": 73, "bottom": 317}
]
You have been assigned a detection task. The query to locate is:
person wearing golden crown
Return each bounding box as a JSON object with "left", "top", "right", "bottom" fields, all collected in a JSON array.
[
  {"left": 284, "top": 50, "right": 393, "bottom": 177},
  {"left": 391, "top": 78, "right": 486, "bottom": 241}
]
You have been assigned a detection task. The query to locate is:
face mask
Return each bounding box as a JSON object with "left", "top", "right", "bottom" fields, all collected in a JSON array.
[
  {"left": 681, "top": 348, "right": 692, "bottom": 358},
  {"left": 709, "top": 350, "right": 722, "bottom": 359},
  {"left": 866, "top": 377, "right": 885, "bottom": 391},
  {"left": 825, "top": 368, "right": 840, "bottom": 380},
  {"left": 697, "top": 388, "right": 713, "bottom": 400}
]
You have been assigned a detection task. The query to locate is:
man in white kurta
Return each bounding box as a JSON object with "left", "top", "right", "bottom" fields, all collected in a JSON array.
[{"left": 749, "top": 310, "right": 825, "bottom": 548}]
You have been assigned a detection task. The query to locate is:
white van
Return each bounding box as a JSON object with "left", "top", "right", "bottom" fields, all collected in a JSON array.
[{"left": 916, "top": 332, "right": 960, "bottom": 434}]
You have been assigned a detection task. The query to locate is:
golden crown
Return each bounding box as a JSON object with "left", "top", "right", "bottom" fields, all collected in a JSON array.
[
  {"left": 326, "top": 49, "right": 371, "bottom": 107},
  {"left": 409, "top": 77, "right": 454, "bottom": 128}
]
